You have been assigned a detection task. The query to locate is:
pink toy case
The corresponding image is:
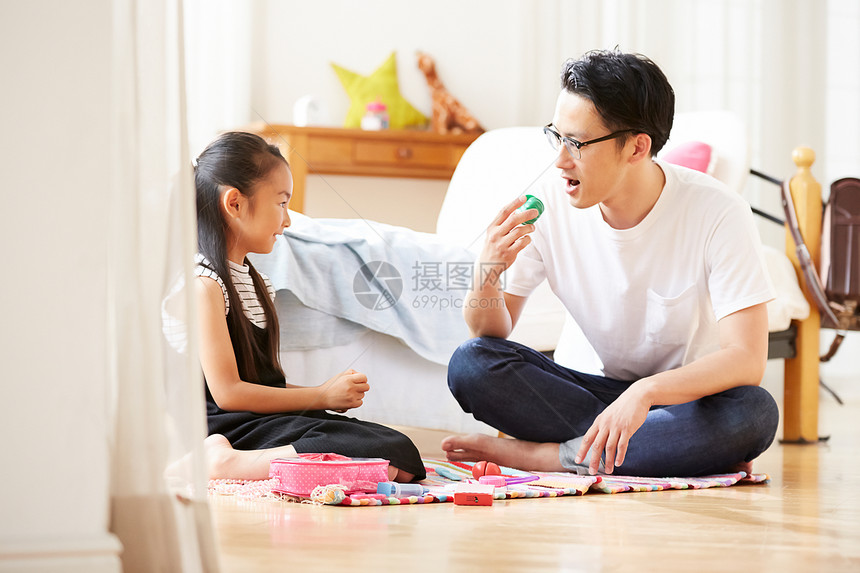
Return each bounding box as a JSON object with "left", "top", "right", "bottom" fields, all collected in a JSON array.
[{"left": 269, "top": 453, "right": 390, "bottom": 497}]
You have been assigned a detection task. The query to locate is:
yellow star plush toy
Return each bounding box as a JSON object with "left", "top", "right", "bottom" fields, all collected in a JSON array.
[{"left": 331, "top": 52, "right": 428, "bottom": 130}]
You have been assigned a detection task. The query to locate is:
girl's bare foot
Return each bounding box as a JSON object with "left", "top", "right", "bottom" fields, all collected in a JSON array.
[
  {"left": 204, "top": 434, "right": 239, "bottom": 479},
  {"left": 440, "top": 433, "right": 564, "bottom": 472},
  {"left": 204, "top": 435, "right": 418, "bottom": 482},
  {"left": 388, "top": 466, "right": 415, "bottom": 482},
  {"left": 165, "top": 434, "right": 237, "bottom": 482},
  {"left": 205, "top": 434, "right": 298, "bottom": 480}
]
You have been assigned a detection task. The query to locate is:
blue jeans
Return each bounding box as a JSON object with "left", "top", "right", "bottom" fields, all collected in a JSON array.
[{"left": 447, "top": 337, "right": 780, "bottom": 477}]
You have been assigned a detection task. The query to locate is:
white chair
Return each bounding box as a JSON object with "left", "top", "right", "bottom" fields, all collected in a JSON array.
[{"left": 662, "top": 111, "right": 750, "bottom": 195}]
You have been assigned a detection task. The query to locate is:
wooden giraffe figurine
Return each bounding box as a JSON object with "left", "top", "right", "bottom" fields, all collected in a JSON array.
[{"left": 416, "top": 52, "right": 484, "bottom": 135}]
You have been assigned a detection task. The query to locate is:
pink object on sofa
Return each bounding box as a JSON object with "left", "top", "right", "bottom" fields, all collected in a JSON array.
[
  {"left": 269, "top": 455, "right": 390, "bottom": 497},
  {"left": 662, "top": 140, "right": 716, "bottom": 174}
]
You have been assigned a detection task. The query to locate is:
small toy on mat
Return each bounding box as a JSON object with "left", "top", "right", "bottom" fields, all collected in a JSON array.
[
  {"left": 471, "top": 460, "right": 501, "bottom": 479},
  {"left": 477, "top": 475, "right": 508, "bottom": 493},
  {"left": 310, "top": 484, "right": 348, "bottom": 505},
  {"left": 454, "top": 483, "right": 495, "bottom": 506},
  {"left": 471, "top": 460, "right": 541, "bottom": 487},
  {"left": 478, "top": 474, "right": 540, "bottom": 487},
  {"left": 529, "top": 475, "right": 599, "bottom": 491},
  {"left": 377, "top": 482, "right": 428, "bottom": 497}
]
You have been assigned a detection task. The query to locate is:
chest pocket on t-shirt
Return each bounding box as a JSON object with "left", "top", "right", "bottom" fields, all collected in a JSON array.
[{"left": 645, "top": 284, "right": 700, "bottom": 346}]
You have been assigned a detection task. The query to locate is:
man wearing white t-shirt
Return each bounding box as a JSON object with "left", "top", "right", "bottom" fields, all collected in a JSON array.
[{"left": 442, "top": 50, "right": 779, "bottom": 477}]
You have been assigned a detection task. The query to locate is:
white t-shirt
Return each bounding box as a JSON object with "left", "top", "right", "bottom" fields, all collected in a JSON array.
[{"left": 505, "top": 159, "right": 774, "bottom": 381}]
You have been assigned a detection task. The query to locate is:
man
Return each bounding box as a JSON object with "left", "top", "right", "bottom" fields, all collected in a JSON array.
[{"left": 442, "top": 50, "right": 779, "bottom": 477}]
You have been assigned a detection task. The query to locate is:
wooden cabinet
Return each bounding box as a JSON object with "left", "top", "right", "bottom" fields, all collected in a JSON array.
[{"left": 245, "top": 124, "right": 481, "bottom": 212}]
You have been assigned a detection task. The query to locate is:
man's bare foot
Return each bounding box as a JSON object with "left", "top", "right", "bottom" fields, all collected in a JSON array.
[
  {"left": 727, "top": 460, "right": 753, "bottom": 476},
  {"left": 440, "top": 433, "right": 564, "bottom": 472}
]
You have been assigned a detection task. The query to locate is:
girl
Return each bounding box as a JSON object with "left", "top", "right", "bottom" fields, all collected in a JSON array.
[{"left": 193, "top": 131, "right": 424, "bottom": 482}]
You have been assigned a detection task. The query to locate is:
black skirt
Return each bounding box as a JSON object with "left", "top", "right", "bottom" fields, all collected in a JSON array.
[
  {"left": 208, "top": 408, "right": 426, "bottom": 479},
  {"left": 206, "top": 313, "right": 425, "bottom": 479}
]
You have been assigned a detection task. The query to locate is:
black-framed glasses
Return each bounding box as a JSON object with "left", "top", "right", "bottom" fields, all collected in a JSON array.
[{"left": 543, "top": 124, "right": 635, "bottom": 160}]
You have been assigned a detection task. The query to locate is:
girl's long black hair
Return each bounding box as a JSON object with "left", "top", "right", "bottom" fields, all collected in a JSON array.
[{"left": 193, "top": 131, "right": 287, "bottom": 383}]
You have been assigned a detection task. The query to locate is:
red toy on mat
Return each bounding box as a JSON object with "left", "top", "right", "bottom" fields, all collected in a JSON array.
[{"left": 454, "top": 483, "right": 495, "bottom": 506}]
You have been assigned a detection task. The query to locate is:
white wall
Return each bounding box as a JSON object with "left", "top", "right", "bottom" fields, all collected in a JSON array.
[
  {"left": 251, "top": 0, "right": 533, "bottom": 132},
  {"left": 0, "top": 2, "right": 121, "bottom": 571},
  {"left": 242, "top": 0, "right": 537, "bottom": 230}
]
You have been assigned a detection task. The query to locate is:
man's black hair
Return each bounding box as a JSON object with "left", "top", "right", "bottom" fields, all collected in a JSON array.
[{"left": 561, "top": 50, "right": 675, "bottom": 156}]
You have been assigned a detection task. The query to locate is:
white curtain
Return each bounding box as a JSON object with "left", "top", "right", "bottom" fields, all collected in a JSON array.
[
  {"left": 109, "top": 0, "right": 217, "bottom": 571},
  {"left": 183, "top": 0, "right": 254, "bottom": 158}
]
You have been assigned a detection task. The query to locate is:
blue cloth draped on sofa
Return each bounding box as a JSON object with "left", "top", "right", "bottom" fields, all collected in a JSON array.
[{"left": 249, "top": 211, "right": 475, "bottom": 365}]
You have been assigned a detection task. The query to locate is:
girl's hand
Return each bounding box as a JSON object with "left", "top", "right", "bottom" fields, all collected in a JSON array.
[
  {"left": 319, "top": 369, "right": 369, "bottom": 412},
  {"left": 476, "top": 196, "right": 537, "bottom": 290}
]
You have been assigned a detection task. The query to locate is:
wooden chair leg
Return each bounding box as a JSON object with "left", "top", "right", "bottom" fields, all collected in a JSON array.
[
  {"left": 783, "top": 316, "right": 820, "bottom": 443},
  {"left": 782, "top": 147, "right": 822, "bottom": 443}
]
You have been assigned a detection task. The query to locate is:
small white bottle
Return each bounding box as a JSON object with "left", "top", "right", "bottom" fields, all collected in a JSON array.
[{"left": 360, "top": 99, "right": 389, "bottom": 130}]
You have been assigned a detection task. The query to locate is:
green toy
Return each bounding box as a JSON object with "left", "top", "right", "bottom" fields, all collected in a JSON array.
[{"left": 518, "top": 194, "right": 544, "bottom": 224}]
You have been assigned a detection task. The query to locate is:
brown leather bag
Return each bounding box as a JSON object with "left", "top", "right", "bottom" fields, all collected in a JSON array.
[
  {"left": 820, "top": 177, "right": 860, "bottom": 333},
  {"left": 778, "top": 177, "right": 860, "bottom": 362},
  {"left": 750, "top": 171, "right": 859, "bottom": 362}
]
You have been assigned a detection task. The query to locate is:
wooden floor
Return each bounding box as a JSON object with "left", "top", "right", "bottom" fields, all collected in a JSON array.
[{"left": 209, "top": 396, "right": 860, "bottom": 573}]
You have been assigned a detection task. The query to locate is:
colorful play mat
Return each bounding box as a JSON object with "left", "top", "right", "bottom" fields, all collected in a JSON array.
[{"left": 208, "top": 458, "right": 769, "bottom": 507}]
